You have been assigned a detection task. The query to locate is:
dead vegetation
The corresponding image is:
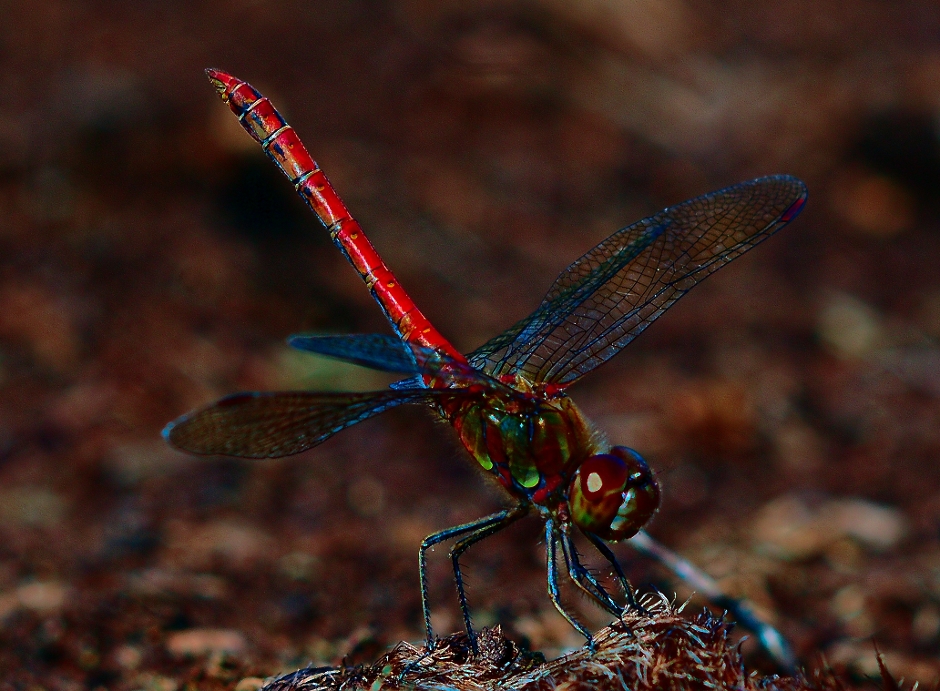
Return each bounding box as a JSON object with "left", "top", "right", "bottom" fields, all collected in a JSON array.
[{"left": 259, "top": 598, "right": 854, "bottom": 691}]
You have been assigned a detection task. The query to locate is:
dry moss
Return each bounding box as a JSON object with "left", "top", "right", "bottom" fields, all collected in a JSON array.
[{"left": 258, "top": 599, "right": 857, "bottom": 691}]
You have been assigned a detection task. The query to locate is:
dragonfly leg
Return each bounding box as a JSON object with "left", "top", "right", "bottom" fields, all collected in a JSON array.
[
  {"left": 583, "top": 531, "right": 648, "bottom": 616},
  {"left": 629, "top": 530, "right": 796, "bottom": 671},
  {"left": 419, "top": 506, "right": 527, "bottom": 651},
  {"left": 448, "top": 506, "right": 528, "bottom": 652},
  {"left": 545, "top": 519, "right": 595, "bottom": 651},
  {"left": 558, "top": 526, "right": 621, "bottom": 616}
]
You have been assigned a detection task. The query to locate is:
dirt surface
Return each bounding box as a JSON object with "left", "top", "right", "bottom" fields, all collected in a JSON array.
[{"left": 1, "top": 1, "right": 939, "bottom": 689}]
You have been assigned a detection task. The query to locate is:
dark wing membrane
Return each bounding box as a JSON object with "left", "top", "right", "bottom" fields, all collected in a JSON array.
[
  {"left": 289, "top": 333, "right": 439, "bottom": 374},
  {"left": 288, "top": 333, "right": 487, "bottom": 384},
  {"left": 468, "top": 175, "right": 807, "bottom": 385},
  {"left": 164, "top": 388, "right": 454, "bottom": 459}
]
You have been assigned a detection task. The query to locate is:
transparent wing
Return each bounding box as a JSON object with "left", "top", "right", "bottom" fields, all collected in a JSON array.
[
  {"left": 163, "top": 388, "right": 461, "bottom": 459},
  {"left": 288, "top": 333, "right": 499, "bottom": 390},
  {"left": 288, "top": 333, "right": 457, "bottom": 374},
  {"left": 468, "top": 175, "right": 807, "bottom": 385}
]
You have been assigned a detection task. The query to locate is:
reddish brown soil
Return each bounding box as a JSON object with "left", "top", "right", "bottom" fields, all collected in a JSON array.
[{"left": 1, "top": 2, "right": 939, "bottom": 689}]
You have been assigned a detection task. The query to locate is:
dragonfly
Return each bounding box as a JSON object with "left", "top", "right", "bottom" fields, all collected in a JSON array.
[{"left": 165, "top": 69, "right": 807, "bottom": 666}]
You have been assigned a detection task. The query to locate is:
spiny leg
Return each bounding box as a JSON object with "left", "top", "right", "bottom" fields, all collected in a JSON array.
[
  {"left": 448, "top": 506, "right": 528, "bottom": 651},
  {"left": 560, "top": 531, "right": 618, "bottom": 613},
  {"left": 629, "top": 529, "right": 795, "bottom": 671},
  {"left": 583, "top": 530, "right": 647, "bottom": 616},
  {"left": 419, "top": 507, "right": 526, "bottom": 649},
  {"left": 545, "top": 519, "right": 594, "bottom": 650},
  {"left": 558, "top": 526, "right": 621, "bottom": 616}
]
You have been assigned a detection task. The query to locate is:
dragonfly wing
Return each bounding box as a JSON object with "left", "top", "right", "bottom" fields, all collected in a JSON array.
[
  {"left": 164, "top": 389, "right": 434, "bottom": 458},
  {"left": 288, "top": 333, "right": 479, "bottom": 381},
  {"left": 468, "top": 175, "right": 807, "bottom": 385},
  {"left": 389, "top": 375, "right": 423, "bottom": 390},
  {"left": 290, "top": 333, "right": 423, "bottom": 373}
]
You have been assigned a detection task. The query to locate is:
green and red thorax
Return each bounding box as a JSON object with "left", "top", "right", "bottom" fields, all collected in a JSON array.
[
  {"left": 438, "top": 379, "right": 601, "bottom": 507},
  {"left": 439, "top": 381, "right": 660, "bottom": 544}
]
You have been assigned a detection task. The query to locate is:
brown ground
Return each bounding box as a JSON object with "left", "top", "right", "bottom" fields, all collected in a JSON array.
[{"left": 1, "top": 1, "right": 939, "bottom": 689}]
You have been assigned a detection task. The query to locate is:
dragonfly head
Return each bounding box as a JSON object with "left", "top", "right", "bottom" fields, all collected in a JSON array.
[{"left": 568, "top": 446, "right": 660, "bottom": 541}]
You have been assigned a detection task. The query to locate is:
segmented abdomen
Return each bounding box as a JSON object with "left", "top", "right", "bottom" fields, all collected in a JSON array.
[{"left": 206, "top": 69, "right": 463, "bottom": 361}]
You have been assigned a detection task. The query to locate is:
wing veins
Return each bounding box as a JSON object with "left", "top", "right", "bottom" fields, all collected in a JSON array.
[
  {"left": 468, "top": 176, "right": 808, "bottom": 385},
  {"left": 164, "top": 387, "right": 478, "bottom": 459}
]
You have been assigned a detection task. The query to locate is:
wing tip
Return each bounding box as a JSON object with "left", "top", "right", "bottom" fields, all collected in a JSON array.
[
  {"left": 780, "top": 192, "right": 808, "bottom": 223},
  {"left": 161, "top": 418, "right": 178, "bottom": 444},
  {"left": 161, "top": 412, "right": 211, "bottom": 455},
  {"left": 745, "top": 175, "right": 808, "bottom": 222},
  {"left": 768, "top": 174, "right": 808, "bottom": 222}
]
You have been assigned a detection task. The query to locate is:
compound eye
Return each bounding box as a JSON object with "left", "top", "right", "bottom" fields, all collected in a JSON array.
[{"left": 568, "top": 446, "right": 660, "bottom": 542}]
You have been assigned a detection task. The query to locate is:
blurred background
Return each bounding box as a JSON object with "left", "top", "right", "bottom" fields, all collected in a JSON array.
[{"left": 1, "top": 0, "right": 939, "bottom": 687}]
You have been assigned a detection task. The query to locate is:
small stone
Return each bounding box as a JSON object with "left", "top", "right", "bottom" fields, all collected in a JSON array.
[
  {"left": 234, "top": 677, "right": 266, "bottom": 691},
  {"left": 19, "top": 581, "right": 68, "bottom": 612},
  {"left": 0, "top": 485, "right": 67, "bottom": 527},
  {"left": 114, "top": 644, "right": 143, "bottom": 669},
  {"left": 0, "top": 581, "right": 69, "bottom": 618},
  {"left": 16, "top": 581, "right": 68, "bottom": 614},
  {"left": 165, "top": 520, "right": 271, "bottom": 568},
  {"left": 752, "top": 495, "right": 824, "bottom": 559},
  {"left": 278, "top": 552, "right": 320, "bottom": 582},
  {"left": 106, "top": 442, "right": 190, "bottom": 486},
  {"left": 817, "top": 292, "right": 884, "bottom": 359},
  {"left": 752, "top": 495, "right": 906, "bottom": 558},
  {"left": 773, "top": 421, "right": 825, "bottom": 474},
  {"left": 821, "top": 498, "right": 907, "bottom": 551},
  {"left": 166, "top": 628, "right": 248, "bottom": 658},
  {"left": 912, "top": 604, "right": 940, "bottom": 644},
  {"left": 831, "top": 584, "right": 866, "bottom": 621},
  {"left": 132, "top": 672, "right": 179, "bottom": 691}
]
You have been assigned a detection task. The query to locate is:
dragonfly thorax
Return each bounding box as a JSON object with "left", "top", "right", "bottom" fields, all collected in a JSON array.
[{"left": 443, "top": 393, "right": 600, "bottom": 505}]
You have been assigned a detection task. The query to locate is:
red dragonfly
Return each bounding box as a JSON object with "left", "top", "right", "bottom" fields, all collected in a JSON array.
[{"left": 166, "top": 69, "right": 807, "bottom": 664}]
